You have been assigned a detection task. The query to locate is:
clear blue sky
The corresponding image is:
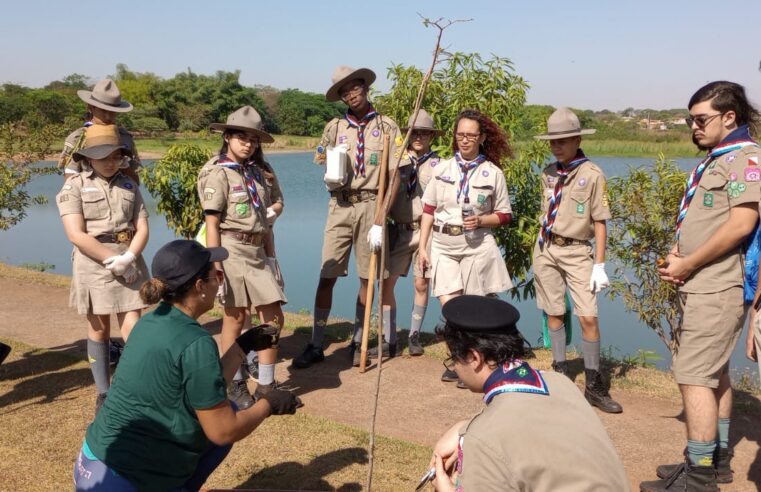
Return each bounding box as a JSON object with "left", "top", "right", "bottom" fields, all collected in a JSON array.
[{"left": 1, "top": 0, "right": 759, "bottom": 111}]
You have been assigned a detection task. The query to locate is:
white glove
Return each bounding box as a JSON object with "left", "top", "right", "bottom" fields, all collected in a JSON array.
[
  {"left": 216, "top": 278, "right": 227, "bottom": 306},
  {"left": 103, "top": 251, "right": 136, "bottom": 276},
  {"left": 266, "top": 207, "right": 278, "bottom": 225},
  {"left": 367, "top": 224, "right": 383, "bottom": 251},
  {"left": 589, "top": 263, "right": 610, "bottom": 294},
  {"left": 267, "top": 257, "right": 284, "bottom": 288},
  {"left": 122, "top": 263, "right": 139, "bottom": 284}
]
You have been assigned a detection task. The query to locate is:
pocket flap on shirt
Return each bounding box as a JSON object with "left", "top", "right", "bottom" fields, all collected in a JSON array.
[
  {"left": 81, "top": 191, "right": 106, "bottom": 203},
  {"left": 569, "top": 191, "right": 591, "bottom": 204}
]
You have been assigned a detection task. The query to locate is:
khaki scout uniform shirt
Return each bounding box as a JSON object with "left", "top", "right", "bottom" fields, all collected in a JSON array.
[
  {"left": 58, "top": 125, "right": 141, "bottom": 174},
  {"left": 457, "top": 371, "right": 630, "bottom": 491},
  {"left": 679, "top": 145, "right": 761, "bottom": 294},
  {"left": 422, "top": 158, "right": 511, "bottom": 226},
  {"left": 314, "top": 114, "right": 403, "bottom": 191},
  {"left": 540, "top": 160, "right": 610, "bottom": 241},
  {"left": 56, "top": 170, "right": 147, "bottom": 236},
  {"left": 389, "top": 152, "right": 440, "bottom": 224},
  {"left": 197, "top": 156, "right": 269, "bottom": 236},
  {"left": 258, "top": 163, "right": 284, "bottom": 208}
]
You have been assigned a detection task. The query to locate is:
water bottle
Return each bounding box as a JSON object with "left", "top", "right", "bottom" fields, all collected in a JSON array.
[{"left": 461, "top": 197, "right": 477, "bottom": 240}]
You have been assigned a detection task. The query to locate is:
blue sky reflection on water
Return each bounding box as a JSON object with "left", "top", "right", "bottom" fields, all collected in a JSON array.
[{"left": 0, "top": 152, "right": 756, "bottom": 376}]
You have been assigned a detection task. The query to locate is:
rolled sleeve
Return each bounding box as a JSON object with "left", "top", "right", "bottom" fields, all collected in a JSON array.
[
  {"left": 493, "top": 170, "right": 512, "bottom": 215},
  {"left": 133, "top": 189, "right": 149, "bottom": 220}
]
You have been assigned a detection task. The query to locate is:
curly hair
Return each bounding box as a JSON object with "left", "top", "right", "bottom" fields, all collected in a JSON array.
[
  {"left": 435, "top": 321, "right": 527, "bottom": 366},
  {"left": 451, "top": 109, "right": 513, "bottom": 165}
]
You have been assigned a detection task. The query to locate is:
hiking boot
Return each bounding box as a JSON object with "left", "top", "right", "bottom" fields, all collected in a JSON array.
[
  {"left": 657, "top": 447, "right": 733, "bottom": 484},
  {"left": 245, "top": 360, "right": 259, "bottom": 381},
  {"left": 408, "top": 332, "right": 424, "bottom": 356},
  {"left": 456, "top": 379, "right": 467, "bottom": 389},
  {"left": 109, "top": 340, "right": 124, "bottom": 368},
  {"left": 253, "top": 381, "right": 278, "bottom": 401},
  {"left": 227, "top": 380, "right": 254, "bottom": 410},
  {"left": 292, "top": 344, "right": 324, "bottom": 369},
  {"left": 367, "top": 341, "right": 396, "bottom": 359},
  {"left": 641, "top": 460, "right": 718, "bottom": 491},
  {"left": 551, "top": 360, "right": 571, "bottom": 378},
  {"left": 0, "top": 342, "right": 11, "bottom": 365},
  {"left": 441, "top": 369, "right": 459, "bottom": 382},
  {"left": 584, "top": 369, "right": 623, "bottom": 414},
  {"left": 95, "top": 393, "right": 107, "bottom": 415}
]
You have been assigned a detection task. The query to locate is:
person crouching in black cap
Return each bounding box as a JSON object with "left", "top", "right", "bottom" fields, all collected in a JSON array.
[{"left": 428, "top": 295, "right": 629, "bottom": 492}]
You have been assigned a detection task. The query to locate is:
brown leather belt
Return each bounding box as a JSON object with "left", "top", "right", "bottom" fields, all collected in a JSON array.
[
  {"left": 221, "top": 230, "right": 264, "bottom": 246},
  {"left": 395, "top": 220, "right": 421, "bottom": 231},
  {"left": 96, "top": 230, "right": 134, "bottom": 244},
  {"left": 330, "top": 190, "right": 377, "bottom": 204},
  {"left": 548, "top": 233, "right": 590, "bottom": 247},
  {"left": 433, "top": 223, "right": 464, "bottom": 236}
]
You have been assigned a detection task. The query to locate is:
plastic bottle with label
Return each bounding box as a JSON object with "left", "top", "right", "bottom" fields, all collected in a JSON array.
[{"left": 461, "top": 198, "right": 477, "bottom": 240}]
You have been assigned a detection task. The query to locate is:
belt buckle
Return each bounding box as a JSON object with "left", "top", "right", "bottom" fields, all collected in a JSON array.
[
  {"left": 116, "top": 231, "right": 130, "bottom": 243},
  {"left": 553, "top": 236, "right": 565, "bottom": 246},
  {"left": 349, "top": 194, "right": 359, "bottom": 204},
  {"left": 450, "top": 225, "right": 463, "bottom": 236},
  {"left": 410, "top": 222, "right": 420, "bottom": 231}
]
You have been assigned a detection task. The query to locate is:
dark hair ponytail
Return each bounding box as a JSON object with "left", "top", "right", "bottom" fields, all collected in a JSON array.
[{"left": 139, "top": 263, "right": 213, "bottom": 304}]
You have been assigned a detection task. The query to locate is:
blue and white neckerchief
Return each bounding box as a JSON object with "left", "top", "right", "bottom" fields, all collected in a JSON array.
[
  {"left": 216, "top": 154, "right": 262, "bottom": 209},
  {"left": 407, "top": 150, "right": 435, "bottom": 197},
  {"left": 454, "top": 151, "right": 486, "bottom": 203}
]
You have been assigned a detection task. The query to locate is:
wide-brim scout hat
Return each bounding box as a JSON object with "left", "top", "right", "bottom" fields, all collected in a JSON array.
[
  {"left": 209, "top": 106, "right": 274, "bottom": 143},
  {"left": 401, "top": 109, "right": 445, "bottom": 136},
  {"left": 325, "top": 65, "right": 376, "bottom": 102},
  {"left": 442, "top": 295, "right": 521, "bottom": 335},
  {"left": 534, "top": 107, "right": 596, "bottom": 140},
  {"left": 73, "top": 124, "right": 128, "bottom": 161},
  {"left": 77, "top": 79, "right": 133, "bottom": 113},
  {"left": 152, "top": 240, "right": 228, "bottom": 290}
]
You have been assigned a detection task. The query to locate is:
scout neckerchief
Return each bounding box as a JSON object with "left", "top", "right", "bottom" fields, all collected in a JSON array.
[
  {"left": 455, "top": 151, "right": 487, "bottom": 203},
  {"left": 407, "top": 150, "right": 435, "bottom": 197},
  {"left": 538, "top": 150, "right": 589, "bottom": 248},
  {"left": 482, "top": 359, "right": 549, "bottom": 404},
  {"left": 345, "top": 106, "right": 378, "bottom": 178},
  {"left": 216, "top": 153, "right": 262, "bottom": 209},
  {"left": 675, "top": 125, "right": 759, "bottom": 240}
]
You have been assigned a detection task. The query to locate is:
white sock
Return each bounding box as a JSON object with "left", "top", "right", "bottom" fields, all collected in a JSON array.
[{"left": 258, "top": 363, "right": 275, "bottom": 385}]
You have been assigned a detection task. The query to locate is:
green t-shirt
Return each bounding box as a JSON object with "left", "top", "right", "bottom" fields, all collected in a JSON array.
[{"left": 85, "top": 302, "right": 227, "bottom": 491}]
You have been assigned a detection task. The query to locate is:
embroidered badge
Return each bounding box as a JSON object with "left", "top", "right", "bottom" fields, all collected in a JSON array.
[
  {"left": 203, "top": 187, "right": 215, "bottom": 201},
  {"left": 338, "top": 135, "right": 348, "bottom": 144},
  {"left": 395, "top": 135, "right": 404, "bottom": 147},
  {"left": 235, "top": 203, "right": 249, "bottom": 215},
  {"left": 58, "top": 194, "right": 68, "bottom": 202},
  {"left": 372, "top": 129, "right": 380, "bottom": 138},
  {"left": 123, "top": 182, "right": 133, "bottom": 190},
  {"left": 727, "top": 154, "right": 736, "bottom": 163},
  {"left": 63, "top": 184, "right": 72, "bottom": 190},
  {"left": 482, "top": 170, "right": 489, "bottom": 177},
  {"left": 749, "top": 156, "right": 759, "bottom": 166},
  {"left": 578, "top": 178, "right": 587, "bottom": 187},
  {"left": 547, "top": 176, "right": 555, "bottom": 185},
  {"left": 369, "top": 153, "right": 379, "bottom": 166},
  {"left": 703, "top": 192, "right": 714, "bottom": 207},
  {"left": 477, "top": 194, "right": 487, "bottom": 205},
  {"left": 745, "top": 167, "right": 761, "bottom": 182},
  {"left": 232, "top": 184, "right": 244, "bottom": 192},
  {"left": 729, "top": 172, "right": 738, "bottom": 182},
  {"left": 316, "top": 145, "right": 325, "bottom": 154},
  {"left": 430, "top": 159, "right": 438, "bottom": 167},
  {"left": 602, "top": 195, "right": 609, "bottom": 208},
  {"left": 728, "top": 182, "right": 747, "bottom": 198},
  {"left": 576, "top": 203, "right": 585, "bottom": 214}
]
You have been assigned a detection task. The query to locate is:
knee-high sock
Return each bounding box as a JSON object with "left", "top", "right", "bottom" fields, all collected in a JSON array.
[
  {"left": 717, "top": 418, "right": 730, "bottom": 449},
  {"left": 311, "top": 307, "right": 331, "bottom": 346},
  {"left": 87, "top": 339, "right": 110, "bottom": 394},
  {"left": 582, "top": 337, "right": 600, "bottom": 371},
  {"left": 410, "top": 304, "right": 427, "bottom": 336},
  {"left": 352, "top": 301, "right": 365, "bottom": 345},
  {"left": 549, "top": 325, "right": 566, "bottom": 363}
]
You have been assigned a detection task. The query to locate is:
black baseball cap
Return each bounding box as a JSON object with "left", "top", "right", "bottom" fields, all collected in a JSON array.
[
  {"left": 442, "top": 295, "right": 520, "bottom": 334},
  {"left": 151, "top": 240, "right": 228, "bottom": 290}
]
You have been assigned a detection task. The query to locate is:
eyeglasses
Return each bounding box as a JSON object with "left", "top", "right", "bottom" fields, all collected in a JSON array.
[
  {"left": 442, "top": 356, "right": 456, "bottom": 373},
  {"left": 339, "top": 85, "right": 364, "bottom": 100},
  {"left": 232, "top": 134, "right": 260, "bottom": 145},
  {"left": 686, "top": 113, "right": 723, "bottom": 129},
  {"left": 454, "top": 132, "right": 481, "bottom": 142}
]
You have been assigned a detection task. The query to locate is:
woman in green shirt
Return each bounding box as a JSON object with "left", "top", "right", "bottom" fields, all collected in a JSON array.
[{"left": 74, "top": 240, "right": 300, "bottom": 491}]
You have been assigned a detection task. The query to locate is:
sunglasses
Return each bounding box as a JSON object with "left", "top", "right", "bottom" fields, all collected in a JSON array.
[{"left": 686, "top": 113, "right": 723, "bottom": 129}]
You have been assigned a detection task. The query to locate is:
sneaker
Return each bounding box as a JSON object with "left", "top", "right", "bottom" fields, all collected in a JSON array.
[
  {"left": 227, "top": 380, "right": 254, "bottom": 410},
  {"left": 367, "top": 341, "right": 396, "bottom": 359},
  {"left": 441, "top": 369, "right": 459, "bottom": 382},
  {"left": 640, "top": 460, "right": 718, "bottom": 491},
  {"left": 95, "top": 393, "right": 107, "bottom": 415},
  {"left": 584, "top": 369, "right": 623, "bottom": 414},
  {"left": 292, "top": 344, "right": 324, "bottom": 369},
  {"left": 551, "top": 360, "right": 570, "bottom": 378},
  {"left": 0, "top": 342, "right": 11, "bottom": 365},
  {"left": 109, "top": 340, "right": 124, "bottom": 368},
  {"left": 408, "top": 333, "right": 424, "bottom": 356},
  {"left": 657, "top": 447, "right": 733, "bottom": 484}
]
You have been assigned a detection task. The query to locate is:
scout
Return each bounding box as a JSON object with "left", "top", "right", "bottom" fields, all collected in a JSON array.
[
  {"left": 197, "top": 106, "right": 289, "bottom": 410},
  {"left": 417, "top": 108, "right": 513, "bottom": 385},
  {"left": 643, "top": 81, "right": 761, "bottom": 491},
  {"left": 56, "top": 124, "right": 150, "bottom": 413},
  {"left": 58, "top": 79, "right": 142, "bottom": 184},
  {"left": 428, "top": 295, "right": 629, "bottom": 491},
  {"left": 532, "top": 107, "right": 622, "bottom": 414},
  {"left": 380, "top": 109, "right": 443, "bottom": 357},
  {"left": 293, "top": 66, "right": 402, "bottom": 369}
]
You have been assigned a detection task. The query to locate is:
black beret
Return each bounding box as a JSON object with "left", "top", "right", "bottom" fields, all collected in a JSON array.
[{"left": 442, "top": 295, "right": 520, "bottom": 333}]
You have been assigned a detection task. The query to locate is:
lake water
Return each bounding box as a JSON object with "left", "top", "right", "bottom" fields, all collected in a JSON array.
[{"left": 1, "top": 153, "right": 756, "bottom": 375}]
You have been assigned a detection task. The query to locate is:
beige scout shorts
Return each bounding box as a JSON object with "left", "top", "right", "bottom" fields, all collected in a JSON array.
[
  {"left": 430, "top": 230, "right": 512, "bottom": 297},
  {"left": 70, "top": 244, "right": 148, "bottom": 315},
  {"left": 388, "top": 227, "right": 423, "bottom": 278},
  {"left": 533, "top": 240, "right": 596, "bottom": 317},
  {"left": 320, "top": 197, "right": 377, "bottom": 279},
  {"left": 221, "top": 234, "right": 287, "bottom": 308},
  {"left": 673, "top": 286, "right": 745, "bottom": 388}
]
